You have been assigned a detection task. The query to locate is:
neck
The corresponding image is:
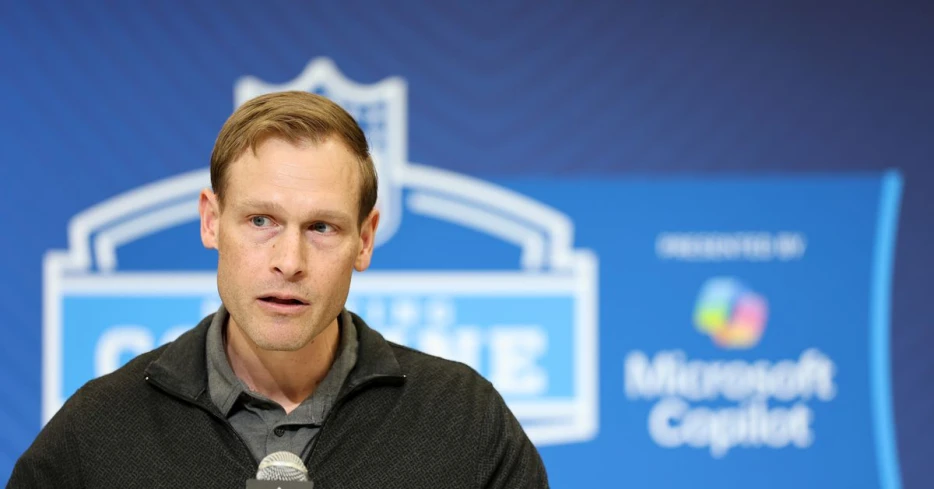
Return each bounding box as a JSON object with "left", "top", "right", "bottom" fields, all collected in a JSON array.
[{"left": 225, "top": 316, "right": 340, "bottom": 414}]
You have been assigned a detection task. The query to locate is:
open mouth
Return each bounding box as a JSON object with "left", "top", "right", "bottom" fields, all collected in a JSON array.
[{"left": 260, "top": 297, "right": 308, "bottom": 306}]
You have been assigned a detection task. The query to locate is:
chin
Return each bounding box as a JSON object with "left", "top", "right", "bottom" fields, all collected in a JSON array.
[{"left": 251, "top": 332, "right": 311, "bottom": 352}]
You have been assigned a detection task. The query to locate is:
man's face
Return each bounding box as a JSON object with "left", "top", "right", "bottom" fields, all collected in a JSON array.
[{"left": 199, "top": 137, "right": 379, "bottom": 351}]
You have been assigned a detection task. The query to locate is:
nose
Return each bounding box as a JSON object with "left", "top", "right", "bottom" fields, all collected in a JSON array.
[{"left": 271, "top": 228, "right": 306, "bottom": 279}]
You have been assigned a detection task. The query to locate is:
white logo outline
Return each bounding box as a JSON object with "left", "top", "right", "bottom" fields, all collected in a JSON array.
[{"left": 43, "top": 58, "right": 599, "bottom": 446}]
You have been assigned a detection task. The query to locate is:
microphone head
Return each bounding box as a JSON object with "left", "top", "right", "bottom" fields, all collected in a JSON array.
[{"left": 256, "top": 451, "right": 309, "bottom": 481}]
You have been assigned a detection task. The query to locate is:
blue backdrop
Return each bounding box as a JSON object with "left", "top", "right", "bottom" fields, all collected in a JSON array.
[{"left": 2, "top": 2, "right": 933, "bottom": 487}]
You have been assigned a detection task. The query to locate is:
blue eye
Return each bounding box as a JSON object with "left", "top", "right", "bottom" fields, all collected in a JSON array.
[
  {"left": 312, "top": 222, "right": 333, "bottom": 233},
  {"left": 251, "top": 216, "right": 272, "bottom": 227}
]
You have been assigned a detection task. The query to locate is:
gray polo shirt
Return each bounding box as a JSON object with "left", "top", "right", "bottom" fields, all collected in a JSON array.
[{"left": 205, "top": 305, "right": 358, "bottom": 463}]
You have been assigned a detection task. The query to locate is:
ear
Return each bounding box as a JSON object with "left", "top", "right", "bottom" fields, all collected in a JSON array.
[
  {"left": 354, "top": 208, "right": 381, "bottom": 272},
  {"left": 199, "top": 189, "right": 220, "bottom": 250}
]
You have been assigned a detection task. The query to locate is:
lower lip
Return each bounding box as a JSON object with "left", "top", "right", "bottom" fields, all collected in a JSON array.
[{"left": 257, "top": 299, "right": 309, "bottom": 315}]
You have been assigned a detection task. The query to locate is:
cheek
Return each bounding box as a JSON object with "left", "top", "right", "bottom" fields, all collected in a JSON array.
[
  {"left": 310, "top": 247, "right": 355, "bottom": 281},
  {"left": 333, "top": 241, "right": 362, "bottom": 269},
  {"left": 218, "top": 229, "right": 264, "bottom": 274}
]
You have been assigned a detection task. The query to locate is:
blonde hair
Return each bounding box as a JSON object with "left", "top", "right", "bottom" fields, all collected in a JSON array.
[{"left": 210, "top": 91, "right": 378, "bottom": 224}]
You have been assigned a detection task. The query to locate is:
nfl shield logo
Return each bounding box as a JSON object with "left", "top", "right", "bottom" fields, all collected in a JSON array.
[{"left": 235, "top": 58, "right": 406, "bottom": 248}]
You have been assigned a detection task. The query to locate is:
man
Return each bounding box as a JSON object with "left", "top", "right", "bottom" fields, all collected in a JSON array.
[{"left": 8, "top": 91, "right": 549, "bottom": 488}]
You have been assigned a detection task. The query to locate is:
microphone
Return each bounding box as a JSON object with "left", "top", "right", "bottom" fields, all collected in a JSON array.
[
  {"left": 246, "top": 451, "right": 314, "bottom": 488},
  {"left": 258, "top": 451, "right": 308, "bottom": 481}
]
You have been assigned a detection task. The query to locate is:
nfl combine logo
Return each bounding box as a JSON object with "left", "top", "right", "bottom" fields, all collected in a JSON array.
[{"left": 43, "top": 58, "right": 600, "bottom": 446}]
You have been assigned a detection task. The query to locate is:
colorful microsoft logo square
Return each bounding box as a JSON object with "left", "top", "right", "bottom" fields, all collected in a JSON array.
[{"left": 693, "top": 277, "right": 768, "bottom": 349}]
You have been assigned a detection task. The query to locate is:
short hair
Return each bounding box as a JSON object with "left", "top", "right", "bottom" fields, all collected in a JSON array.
[{"left": 210, "top": 90, "right": 378, "bottom": 225}]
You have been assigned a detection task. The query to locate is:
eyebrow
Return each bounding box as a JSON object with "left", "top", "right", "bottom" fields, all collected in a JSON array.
[{"left": 236, "top": 199, "right": 354, "bottom": 223}]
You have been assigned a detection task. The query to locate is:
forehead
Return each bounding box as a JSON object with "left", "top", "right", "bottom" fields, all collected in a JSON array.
[{"left": 224, "top": 137, "right": 360, "bottom": 210}]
